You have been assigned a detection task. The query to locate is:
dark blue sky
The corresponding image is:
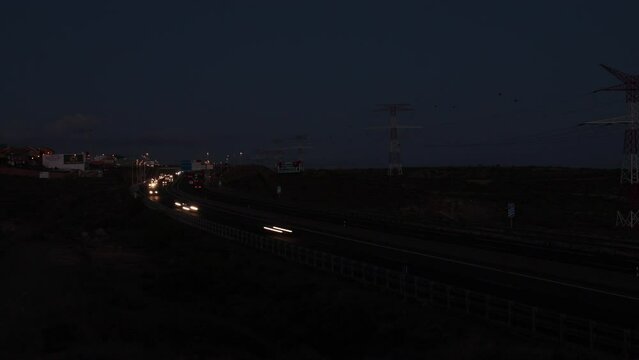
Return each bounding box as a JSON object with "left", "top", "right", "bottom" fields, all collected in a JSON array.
[{"left": 1, "top": 0, "right": 639, "bottom": 167}]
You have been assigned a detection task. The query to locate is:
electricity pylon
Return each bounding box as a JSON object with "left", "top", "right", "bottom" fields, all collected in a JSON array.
[
  {"left": 372, "top": 103, "right": 421, "bottom": 176},
  {"left": 582, "top": 64, "right": 639, "bottom": 227}
]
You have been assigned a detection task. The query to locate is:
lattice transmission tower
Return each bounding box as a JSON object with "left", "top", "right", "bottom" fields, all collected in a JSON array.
[
  {"left": 372, "top": 103, "right": 421, "bottom": 176},
  {"left": 582, "top": 64, "right": 639, "bottom": 227}
]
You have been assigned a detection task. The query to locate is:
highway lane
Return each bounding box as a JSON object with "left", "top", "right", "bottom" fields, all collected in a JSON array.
[{"left": 148, "top": 183, "right": 639, "bottom": 328}]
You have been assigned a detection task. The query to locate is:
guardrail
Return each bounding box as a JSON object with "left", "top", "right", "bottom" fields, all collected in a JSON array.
[{"left": 141, "top": 194, "right": 639, "bottom": 358}]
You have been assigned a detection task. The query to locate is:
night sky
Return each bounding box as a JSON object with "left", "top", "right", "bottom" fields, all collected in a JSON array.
[{"left": 2, "top": 0, "right": 639, "bottom": 168}]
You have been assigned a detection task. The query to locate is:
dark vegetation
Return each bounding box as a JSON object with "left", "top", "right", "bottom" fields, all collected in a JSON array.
[{"left": 0, "top": 170, "right": 612, "bottom": 358}]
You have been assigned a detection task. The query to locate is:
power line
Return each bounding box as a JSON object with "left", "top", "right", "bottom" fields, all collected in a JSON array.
[{"left": 420, "top": 124, "right": 618, "bottom": 148}]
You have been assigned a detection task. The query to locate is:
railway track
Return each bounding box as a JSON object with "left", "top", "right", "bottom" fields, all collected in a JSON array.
[
  {"left": 166, "top": 177, "right": 639, "bottom": 275},
  {"left": 147, "top": 181, "right": 639, "bottom": 350}
]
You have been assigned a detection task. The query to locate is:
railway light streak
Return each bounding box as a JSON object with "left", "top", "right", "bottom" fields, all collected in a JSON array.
[
  {"left": 263, "top": 226, "right": 283, "bottom": 233},
  {"left": 272, "top": 226, "right": 292, "bottom": 233}
]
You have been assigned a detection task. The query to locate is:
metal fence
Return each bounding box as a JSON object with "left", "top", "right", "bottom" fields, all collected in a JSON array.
[{"left": 142, "top": 196, "right": 639, "bottom": 358}]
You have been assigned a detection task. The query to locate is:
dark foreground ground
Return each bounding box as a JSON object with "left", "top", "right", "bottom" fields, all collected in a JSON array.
[{"left": 0, "top": 171, "right": 613, "bottom": 359}]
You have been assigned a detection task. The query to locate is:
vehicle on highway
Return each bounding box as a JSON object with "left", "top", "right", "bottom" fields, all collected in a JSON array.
[
  {"left": 174, "top": 201, "right": 199, "bottom": 212},
  {"left": 147, "top": 178, "right": 159, "bottom": 194},
  {"left": 263, "top": 225, "right": 293, "bottom": 234}
]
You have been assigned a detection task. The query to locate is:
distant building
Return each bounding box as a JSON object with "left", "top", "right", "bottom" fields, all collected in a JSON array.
[
  {"left": 42, "top": 153, "right": 86, "bottom": 171},
  {"left": 88, "top": 154, "right": 117, "bottom": 168},
  {"left": 0, "top": 144, "right": 7, "bottom": 165},
  {"left": 0, "top": 146, "right": 50, "bottom": 167},
  {"left": 39, "top": 147, "right": 54, "bottom": 156}
]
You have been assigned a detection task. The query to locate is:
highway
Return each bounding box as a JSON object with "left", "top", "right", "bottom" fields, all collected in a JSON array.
[{"left": 147, "top": 176, "right": 639, "bottom": 328}]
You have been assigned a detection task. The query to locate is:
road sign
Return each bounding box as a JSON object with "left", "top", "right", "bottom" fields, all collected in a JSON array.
[
  {"left": 507, "top": 202, "right": 515, "bottom": 229},
  {"left": 507, "top": 202, "right": 516, "bottom": 218},
  {"left": 276, "top": 161, "right": 303, "bottom": 174}
]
